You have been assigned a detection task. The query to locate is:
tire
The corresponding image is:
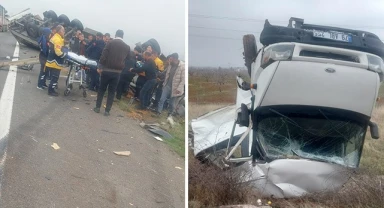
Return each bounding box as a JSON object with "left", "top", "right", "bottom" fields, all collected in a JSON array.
[
  {"left": 243, "top": 34, "right": 257, "bottom": 77},
  {"left": 43, "top": 10, "right": 58, "bottom": 22},
  {"left": 142, "top": 39, "right": 161, "bottom": 54},
  {"left": 26, "top": 22, "right": 40, "bottom": 39},
  {"left": 58, "top": 14, "right": 70, "bottom": 26},
  {"left": 70, "top": 19, "right": 84, "bottom": 31}
]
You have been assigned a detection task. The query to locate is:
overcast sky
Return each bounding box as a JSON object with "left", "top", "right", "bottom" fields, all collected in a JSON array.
[
  {"left": 2, "top": 0, "right": 185, "bottom": 60},
  {"left": 189, "top": 0, "right": 384, "bottom": 67}
]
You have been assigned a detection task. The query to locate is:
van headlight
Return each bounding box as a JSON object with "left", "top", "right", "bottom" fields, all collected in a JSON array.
[
  {"left": 261, "top": 44, "right": 295, "bottom": 68},
  {"left": 367, "top": 54, "right": 384, "bottom": 82}
]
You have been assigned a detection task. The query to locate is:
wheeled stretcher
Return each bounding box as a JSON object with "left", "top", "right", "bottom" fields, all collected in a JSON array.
[{"left": 64, "top": 52, "right": 97, "bottom": 97}]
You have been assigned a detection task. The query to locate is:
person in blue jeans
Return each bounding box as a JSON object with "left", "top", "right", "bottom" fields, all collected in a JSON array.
[
  {"left": 130, "top": 51, "right": 157, "bottom": 110},
  {"left": 157, "top": 53, "right": 185, "bottom": 116}
]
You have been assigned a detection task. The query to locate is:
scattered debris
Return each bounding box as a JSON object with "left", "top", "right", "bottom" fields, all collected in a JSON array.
[
  {"left": 113, "top": 151, "right": 131, "bottom": 156},
  {"left": 101, "top": 129, "right": 127, "bottom": 135},
  {"left": 129, "top": 203, "right": 134, "bottom": 206},
  {"left": 175, "top": 166, "right": 182, "bottom": 170},
  {"left": 139, "top": 121, "right": 173, "bottom": 139},
  {"left": 74, "top": 107, "right": 80, "bottom": 110},
  {"left": 154, "top": 136, "right": 163, "bottom": 142},
  {"left": 85, "top": 102, "right": 90, "bottom": 105},
  {"left": 29, "top": 135, "right": 38, "bottom": 143},
  {"left": 51, "top": 143, "right": 60, "bottom": 150},
  {"left": 103, "top": 104, "right": 106, "bottom": 108},
  {"left": 219, "top": 205, "right": 271, "bottom": 208},
  {"left": 98, "top": 149, "right": 104, "bottom": 153},
  {"left": 147, "top": 127, "right": 173, "bottom": 139},
  {"left": 90, "top": 94, "right": 96, "bottom": 97},
  {"left": 167, "top": 116, "right": 175, "bottom": 127},
  {"left": 6, "top": 56, "right": 10, "bottom": 59}
]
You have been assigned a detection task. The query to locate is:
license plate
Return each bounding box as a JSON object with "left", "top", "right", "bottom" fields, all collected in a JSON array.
[{"left": 313, "top": 30, "right": 352, "bottom": 42}]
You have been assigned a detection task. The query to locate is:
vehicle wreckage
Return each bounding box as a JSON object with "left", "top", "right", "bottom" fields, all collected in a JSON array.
[
  {"left": 191, "top": 17, "right": 384, "bottom": 198},
  {"left": 8, "top": 9, "right": 86, "bottom": 50}
]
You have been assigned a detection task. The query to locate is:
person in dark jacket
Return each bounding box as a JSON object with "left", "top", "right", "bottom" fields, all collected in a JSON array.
[
  {"left": 70, "top": 30, "right": 81, "bottom": 53},
  {"left": 85, "top": 34, "right": 95, "bottom": 56},
  {"left": 130, "top": 51, "right": 157, "bottom": 110},
  {"left": 86, "top": 32, "right": 106, "bottom": 91},
  {"left": 116, "top": 51, "right": 136, "bottom": 100},
  {"left": 37, "top": 28, "right": 52, "bottom": 90},
  {"left": 94, "top": 29, "right": 130, "bottom": 116}
]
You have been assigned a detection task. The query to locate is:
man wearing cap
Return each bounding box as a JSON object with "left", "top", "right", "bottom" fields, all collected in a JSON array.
[
  {"left": 86, "top": 32, "right": 106, "bottom": 91},
  {"left": 94, "top": 29, "right": 130, "bottom": 116},
  {"left": 157, "top": 53, "right": 185, "bottom": 116}
]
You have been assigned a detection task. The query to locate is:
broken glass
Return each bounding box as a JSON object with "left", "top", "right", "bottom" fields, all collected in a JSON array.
[{"left": 256, "top": 108, "right": 365, "bottom": 168}]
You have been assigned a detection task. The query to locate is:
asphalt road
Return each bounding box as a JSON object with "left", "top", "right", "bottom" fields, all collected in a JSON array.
[{"left": 0, "top": 32, "right": 185, "bottom": 208}]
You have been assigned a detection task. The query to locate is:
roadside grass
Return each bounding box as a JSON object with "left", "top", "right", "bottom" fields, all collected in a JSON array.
[
  {"left": 380, "top": 83, "right": 384, "bottom": 97},
  {"left": 116, "top": 95, "right": 185, "bottom": 158},
  {"left": 188, "top": 103, "right": 231, "bottom": 122},
  {"left": 359, "top": 104, "right": 384, "bottom": 174}
]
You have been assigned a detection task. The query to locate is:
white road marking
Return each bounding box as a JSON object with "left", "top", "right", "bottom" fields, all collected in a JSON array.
[{"left": 0, "top": 42, "right": 19, "bottom": 140}]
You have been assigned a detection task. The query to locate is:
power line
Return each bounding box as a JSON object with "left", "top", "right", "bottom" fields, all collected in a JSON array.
[
  {"left": 189, "top": 14, "right": 285, "bottom": 23},
  {"left": 189, "top": 13, "right": 384, "bottom": 30},
  {"left": 189, "top": 34, "right": 242, "bottom": 40},
  {"left": 189, "top": 25, "right": 261, "bottom": 34}
]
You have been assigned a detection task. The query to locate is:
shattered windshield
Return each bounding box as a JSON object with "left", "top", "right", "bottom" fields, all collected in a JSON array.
[{"left": 256, "top": 107, "right": 367, "bottom": 168}]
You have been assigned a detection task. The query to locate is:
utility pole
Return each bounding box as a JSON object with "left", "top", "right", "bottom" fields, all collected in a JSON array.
[{"left": 1, "top": 6, "right": 4, "bottom": 32}]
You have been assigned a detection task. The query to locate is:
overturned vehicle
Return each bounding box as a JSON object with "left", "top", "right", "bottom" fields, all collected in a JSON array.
[
  {"left": 191, "top": 17, "right": 384, "bottom": 198},
  {"left": 8, "top": 9, "right": 84, "bottom": 49}
]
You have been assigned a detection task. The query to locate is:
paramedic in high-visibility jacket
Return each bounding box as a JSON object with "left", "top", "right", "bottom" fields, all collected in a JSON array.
[{"left": 45, "top": 25, "right": 68, "bottom": 96}]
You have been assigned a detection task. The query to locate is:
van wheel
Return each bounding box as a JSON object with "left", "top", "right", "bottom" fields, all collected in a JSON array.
[
  {"left": 43, "top": 10, "right": 58, "bottom": 22},
  {"left": 243, "top": 34, "right": 258, "bottom": 77},
  {"left": 26, "top": 22, "right": 40, "bottom": 38},
  {"left": 70, "top": 19, "right": 84, "bottom": 31},
  {"left": 58, "top": 14, "right": 70, "bottom": 26}
]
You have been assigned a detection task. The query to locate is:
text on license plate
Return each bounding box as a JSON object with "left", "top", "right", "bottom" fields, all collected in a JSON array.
[{"left": 313, "top": 30, "right": 352, "bottom": 42}]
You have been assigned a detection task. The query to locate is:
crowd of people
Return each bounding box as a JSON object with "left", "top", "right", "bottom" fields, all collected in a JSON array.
[{"left": 36, "top": 24, "right": 185, "bottom": 117}]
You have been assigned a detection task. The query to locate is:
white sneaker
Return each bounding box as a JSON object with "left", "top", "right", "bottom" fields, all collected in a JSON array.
[{"left": 37, "top": 86, "right": 45, "bottom": 90}]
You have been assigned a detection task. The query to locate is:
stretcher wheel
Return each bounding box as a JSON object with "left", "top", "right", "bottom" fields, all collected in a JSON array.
[
  {"left": 43, "top": 10, "right": 58, "bottom": 22},
  {"left": 243, "top": 34, "right": 257, "bottom": 76},
  {"left": 70, "top": 19, "right": 84, "bottom": 31},
  {"left": 64, "top": 89, "right": 70, "bottom": 96},
  {"left": 83, "top": 90, "right": 87, "bottom": 98},
  {"left": 58, "top": 14, "right": 70, "bottom": 26}
]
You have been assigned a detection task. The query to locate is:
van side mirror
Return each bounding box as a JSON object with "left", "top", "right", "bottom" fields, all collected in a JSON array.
[
  {"left": 236, "top": 79, "right": 257, "bottom": 91},
  {"left": 369, "top": 121, "right": 380, "bottom": 139}
]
